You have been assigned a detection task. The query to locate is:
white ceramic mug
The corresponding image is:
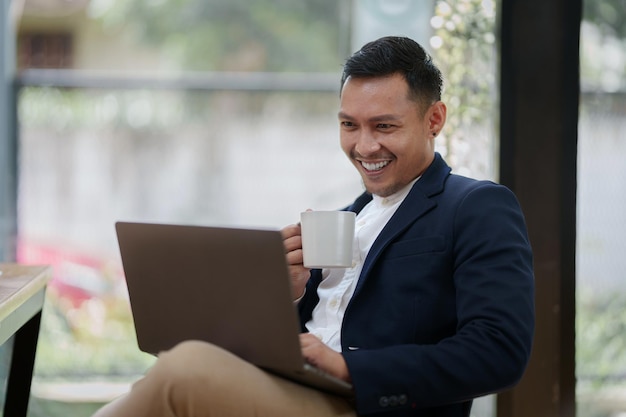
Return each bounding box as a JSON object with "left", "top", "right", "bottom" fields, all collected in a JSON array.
[{"left": 300, "top": 210, "right": 356, "bottom": 268}]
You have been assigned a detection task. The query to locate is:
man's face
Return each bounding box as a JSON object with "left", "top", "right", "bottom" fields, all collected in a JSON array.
[{"left": 338, "top": 73, "right": 445, "bottom": 197}]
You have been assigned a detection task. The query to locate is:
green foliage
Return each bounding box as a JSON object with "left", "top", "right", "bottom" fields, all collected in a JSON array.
[
  {"left": 19, "top": 87, "right": 188, "bottom": 130},
  {"left": 94, "top": 0, "right": 345, "bottom": 72},
  {"left": 35, "top": 289, "right": 155, "bottom": 379},
  {"left": 430, "top": 0, "right": 497, "bottom": 164},
  {"left": 581, "top": 0, "right": 626, "bottom": 92},
  {"left": 577, "top": 290, "right": 626, "bottom": 387},
  {"left": 584, "top": 0, "right": 626, "bottom": 38}
]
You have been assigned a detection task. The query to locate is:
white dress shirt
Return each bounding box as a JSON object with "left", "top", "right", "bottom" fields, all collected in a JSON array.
[{"left": 305, "top": 178, "right": 419, "bottom": 352}]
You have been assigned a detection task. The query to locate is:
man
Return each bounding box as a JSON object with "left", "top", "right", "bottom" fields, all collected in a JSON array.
[{"left": 93, "top": 36, "right": 534, "bottom": 417}]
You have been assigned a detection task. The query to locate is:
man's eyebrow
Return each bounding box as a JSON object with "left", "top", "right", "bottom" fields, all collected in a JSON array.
[
  {"left": 337, "top": 112, "right": 401, "bottom": 123},
  {"left": 368, "top": 114, "right": 401, "bottom": 123}
]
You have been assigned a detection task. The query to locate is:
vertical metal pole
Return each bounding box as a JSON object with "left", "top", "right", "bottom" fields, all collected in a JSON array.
[{"left": 1, "top": 0, "right": 18, "bottom": 262}]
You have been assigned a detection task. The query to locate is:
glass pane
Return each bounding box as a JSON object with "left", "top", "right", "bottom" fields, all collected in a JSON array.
[
  {"left": 18, "top": 87, "right": 359, "bottom": 414},
  {"left": 15, "top": 1, "right": 499, "bottom": 415},
  {"left": 18, "top": 1, "right": 349, "bottom": 73},
  {"left": 577, "top": 0, "right": 626, "bottom": 415}
]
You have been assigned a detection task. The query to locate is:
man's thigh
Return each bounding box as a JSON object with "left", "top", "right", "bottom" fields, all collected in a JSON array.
[{"left": 94, "top": 340, "right": 356, "bottom": 417}]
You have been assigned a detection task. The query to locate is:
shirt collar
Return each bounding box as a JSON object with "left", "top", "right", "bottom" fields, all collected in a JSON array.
[{"left": 372, "top": 176, "right": 421, "bottom": 208}]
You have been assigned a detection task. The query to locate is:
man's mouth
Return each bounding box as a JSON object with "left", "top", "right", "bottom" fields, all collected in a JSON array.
[{"left": 361, "top": 160, "right": 390, "bottom": 172}]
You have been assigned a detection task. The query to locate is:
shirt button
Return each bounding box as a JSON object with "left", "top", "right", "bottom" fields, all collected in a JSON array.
[{"left": 329, "top": 299, "right": 338, "bottom": 308}]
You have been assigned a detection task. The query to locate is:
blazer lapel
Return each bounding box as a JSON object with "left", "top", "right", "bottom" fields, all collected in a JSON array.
[{"left": 352, "top": 153, "right": 451, "bottom": 296}]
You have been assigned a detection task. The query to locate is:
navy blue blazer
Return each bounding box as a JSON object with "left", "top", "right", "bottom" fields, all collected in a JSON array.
[{"left": 298, "top": 153, "right": 535, "bottom": 416}]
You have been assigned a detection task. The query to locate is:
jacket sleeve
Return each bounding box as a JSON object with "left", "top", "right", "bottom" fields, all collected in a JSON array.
[{"left": 342, "top": 183, "right": 535, "bottom": 415}]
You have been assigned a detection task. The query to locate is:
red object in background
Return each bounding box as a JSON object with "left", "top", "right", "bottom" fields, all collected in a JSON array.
[{"left": 16, "top": 239, "right": 121, "bottom": 309}]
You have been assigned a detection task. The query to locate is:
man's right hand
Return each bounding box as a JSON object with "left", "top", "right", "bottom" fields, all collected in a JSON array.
[{"left": 281, "top": 223, "right": 311, "bottom": 300}]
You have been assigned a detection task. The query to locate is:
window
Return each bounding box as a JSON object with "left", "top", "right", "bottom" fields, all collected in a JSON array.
[{"left": 18, "top": 32, "right": 73, "bottom": 69}]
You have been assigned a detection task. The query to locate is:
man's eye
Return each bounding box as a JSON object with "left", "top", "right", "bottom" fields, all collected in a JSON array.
[
  {"left": 341, "top": 121, "right": 355, "bottom": 128},
  {"left": 377, "top": 123, "right": 393, "bottom": 129}
]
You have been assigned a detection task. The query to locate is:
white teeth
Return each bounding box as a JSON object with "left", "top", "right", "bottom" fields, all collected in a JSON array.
[{"left": 361, "top": 161, "right": 390, "bottom": 171}]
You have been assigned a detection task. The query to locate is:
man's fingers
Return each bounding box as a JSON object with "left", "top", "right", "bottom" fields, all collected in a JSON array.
[
  {"left": 285, "top": 248, "right": 304, "bottom": 265},
  {"left": 281, "top": 224, "right": 303, "bottom": 254}
]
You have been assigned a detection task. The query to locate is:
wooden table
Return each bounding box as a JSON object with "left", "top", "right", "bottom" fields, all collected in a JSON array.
[{"left": 0, "top": 263, "right": 51, "bottom": 417}]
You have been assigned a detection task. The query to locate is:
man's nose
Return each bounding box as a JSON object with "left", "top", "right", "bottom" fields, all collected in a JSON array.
[{"left": 354, "top": 131, "right": 381, "bottom": 156}]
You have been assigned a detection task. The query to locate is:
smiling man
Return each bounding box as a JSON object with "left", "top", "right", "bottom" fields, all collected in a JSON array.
[
  {"left": 93, "top": 36, "right": 534, "bottom": 417},
  {"left": 286, "top": 37, "right": 534, "bottom": 417},
  {"left": 338, "top": 72, "right": 445, "bottom": 198}
]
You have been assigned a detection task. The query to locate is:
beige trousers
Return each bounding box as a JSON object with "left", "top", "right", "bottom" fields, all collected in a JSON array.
[{"left": 92, "top": 340, "right": 357, "bottom": 417}]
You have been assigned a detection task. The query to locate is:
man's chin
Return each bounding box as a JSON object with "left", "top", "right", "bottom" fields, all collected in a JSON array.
[{"left": 363, "top": 182, "right": 396, "bottom": 198}]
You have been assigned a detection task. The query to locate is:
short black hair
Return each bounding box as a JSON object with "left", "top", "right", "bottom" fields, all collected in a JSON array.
[{"left": 341, "top": 36, "right": 443, "bottom": 111}]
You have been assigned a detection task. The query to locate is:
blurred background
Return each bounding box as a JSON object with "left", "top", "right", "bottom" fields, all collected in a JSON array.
[{"left": 0, "top": 0, "right": 624, "bottom": 416}]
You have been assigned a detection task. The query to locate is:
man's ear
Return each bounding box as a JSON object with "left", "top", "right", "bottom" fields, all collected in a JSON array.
[{"left": 428, "top": 101, "right": 447, "bottom": 134}]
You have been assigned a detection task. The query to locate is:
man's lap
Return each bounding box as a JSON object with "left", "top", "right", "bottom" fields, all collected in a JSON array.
[{"left": 92, "top": 340, "right": 356, "bottom": 417}]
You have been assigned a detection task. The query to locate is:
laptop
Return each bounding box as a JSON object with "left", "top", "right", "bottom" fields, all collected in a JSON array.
[{"left": 115, "top": 221, "right": 353, "bottom": 397}]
